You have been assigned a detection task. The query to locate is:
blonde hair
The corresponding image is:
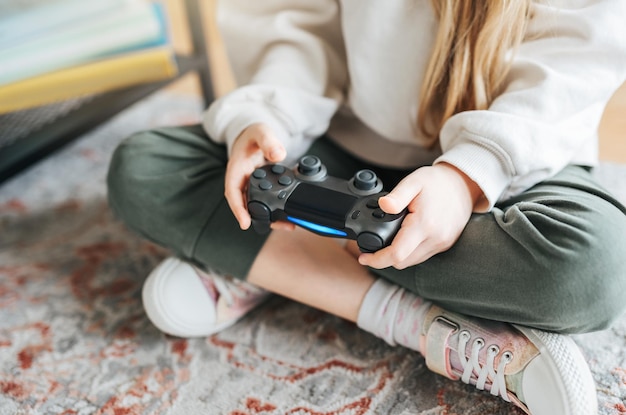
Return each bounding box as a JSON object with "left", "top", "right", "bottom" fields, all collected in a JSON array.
[{"left": 418, "top": 0, "right": 532, "bottom": 141}]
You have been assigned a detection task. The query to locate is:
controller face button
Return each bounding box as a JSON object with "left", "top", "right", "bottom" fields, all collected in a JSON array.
[
  {"left": 357, "top": 232, "right": 384, "bottom": 253},
  {"left": 354, "top": 169, "right": 378, "bottom": 190},
  {"left": 372, "top": 208, "right": 386, "bottom": 219},
  {"left": 366, "top": 198, "right": 380, "bottom": 209},
  {"left": 298, "top": 155, "right": 322, "bottom": 176},
  {"left": 278, "top": 190, "right": 288, "bottom": 200},
  {"left": 253, "top": 169, "right": 267, "bottom": 179},
  {"left": 258, "top": 180, "right": 273, "bottom": 190},
  {"left": 351, "top": 210, "right": 361, "bottom": 220},
  {"left": 278, "top": 175, "right": 293, "bottom": 186},
  {"left": 271, "top": 165, "right": 286, "bottom": 175}
]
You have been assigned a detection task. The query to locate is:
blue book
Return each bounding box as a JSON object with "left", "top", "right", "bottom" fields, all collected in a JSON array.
[
  {"left": 0, "top": 0, "right": 128, "bottom": 49},
  {"left": 0, "top": 0, "right": 170, "bottom": 86}
]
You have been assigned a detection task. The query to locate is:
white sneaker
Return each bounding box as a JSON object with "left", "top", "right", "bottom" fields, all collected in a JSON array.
[
  {"left": 142, "top": 257, "right": 270, "bottom": 337},
  {"left": 420, "top": 305, "right": 598, "bottom": 415}
]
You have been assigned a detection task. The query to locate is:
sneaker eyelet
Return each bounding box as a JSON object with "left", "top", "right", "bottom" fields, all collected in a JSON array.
[
  {"left": 474, "top": 338, "right": 485, "bottom": 348},
  {"left": 488, "top": 345, "right": 500, "bottom": 355},
  {"left": 460, "top": 330, "right": 471, "bottom": 341}
]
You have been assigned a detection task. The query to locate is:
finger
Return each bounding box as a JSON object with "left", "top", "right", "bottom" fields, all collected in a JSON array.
[
  {"left": 358, "top": 215, "right": 426, "bottom": 269},
  {"left": 225, "top": 184, "right": 250, "bottom": 229},
  {"left": 358, "top": 240, "right": 429, "bottom": 270},
  {"left": 358, "top": 247, "right": 392, "bottom": 269},
  {"left": 224, "top": 159, "right": 253, "bottom": 229},
  {"left": 255, "top": 125, "right": 286, "bottom": 163},
  {"left": 379, "top": 174, "right": 423, "bottom": 214},
  {"left": 391, "top": 237, "right": 441, "bottom": 269},
  {"left": 225, "top": 125, "right": 285, "bottom": 230}
]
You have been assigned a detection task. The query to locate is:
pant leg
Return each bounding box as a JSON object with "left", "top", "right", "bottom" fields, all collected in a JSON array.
[
  {"left": 107, "top": 124, "right": 269, "bottom": 279},
  {"left": 107, "top": 128, "right": 364, "bottom": 279},
  {"left": 373, "top": 165, "right": 626, "bottom": 334},
  {"left": 108, "top": 126, "right": 626, "bottom": 333}
]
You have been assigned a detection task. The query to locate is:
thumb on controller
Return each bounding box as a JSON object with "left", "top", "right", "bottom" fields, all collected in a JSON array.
[{"left": 379, "top": 175, "right": 423, "bottom": 214}]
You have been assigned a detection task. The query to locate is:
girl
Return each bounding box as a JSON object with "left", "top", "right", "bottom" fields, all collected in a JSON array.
[{"left": 107, "top": 1, "right": 626, "bottom": 414}]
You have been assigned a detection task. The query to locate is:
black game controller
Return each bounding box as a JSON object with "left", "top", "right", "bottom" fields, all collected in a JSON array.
[{"left": 247, "top": 155, "right": 406, "bottom": 253}]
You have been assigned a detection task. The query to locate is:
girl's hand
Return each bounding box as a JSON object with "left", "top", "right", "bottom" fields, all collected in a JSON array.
[
  {"left": 358, "top": 163, "right": 483, "bottom": 269},
  {"left": 225, "top": 123, "right": 289, "bottom": 230}
]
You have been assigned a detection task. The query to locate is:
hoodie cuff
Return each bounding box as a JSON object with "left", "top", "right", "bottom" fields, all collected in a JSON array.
[
  {"left": 203, "top": 98, "right": 293, "bottom": 157},
  {"left": 434, "top": 141, "right": 512, "bottom": 212}
]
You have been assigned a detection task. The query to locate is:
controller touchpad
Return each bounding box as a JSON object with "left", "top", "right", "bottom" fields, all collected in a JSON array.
[{"left": 285, "top": 183, "right": 356, "bottom": 230}]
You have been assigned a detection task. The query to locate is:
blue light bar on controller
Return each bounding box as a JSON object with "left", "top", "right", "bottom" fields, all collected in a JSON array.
[{"left": 287, "top": 216, "right": 348, "bottom": 237}]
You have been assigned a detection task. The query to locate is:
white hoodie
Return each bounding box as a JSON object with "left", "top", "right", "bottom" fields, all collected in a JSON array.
[{"left": 203, "top": 0, "right": 626, "bottom": 211}]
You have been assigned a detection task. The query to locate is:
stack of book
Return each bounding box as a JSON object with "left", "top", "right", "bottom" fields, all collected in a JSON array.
[{"left": 0, "top": 0, "right": 179, "bottom": 114}]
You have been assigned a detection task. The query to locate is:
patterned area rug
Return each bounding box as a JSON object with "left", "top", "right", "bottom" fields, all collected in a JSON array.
[{"left": 1, "top": 90, "right": 626, "bottom": 415}]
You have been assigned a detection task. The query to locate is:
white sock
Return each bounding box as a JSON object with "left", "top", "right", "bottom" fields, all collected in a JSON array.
[{"left": 356, "top": 278, "right": 431, "bottom": 353}]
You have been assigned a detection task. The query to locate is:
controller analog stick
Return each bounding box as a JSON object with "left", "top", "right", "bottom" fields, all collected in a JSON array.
[
  {"left": 298, "top": 155, "right": 322, "bottom": 176},
  {"left": 354, "top": 169, "right": 378, "bottom": 191},
  {"left": 357, "top": 232, "right": 384, "bottom": 253}
]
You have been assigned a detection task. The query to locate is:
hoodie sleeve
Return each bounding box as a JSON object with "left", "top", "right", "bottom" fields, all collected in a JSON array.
[
  {"left": 435, "top": 0, "right": 626, "bottom": 211},
  {"left": 203, "top": 0, "right": 347, "bottom": 165}
]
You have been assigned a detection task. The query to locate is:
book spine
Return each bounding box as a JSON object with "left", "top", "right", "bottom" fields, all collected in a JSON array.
[
  {"left": 0, "top": 1, "right": 164, "bottom": 85},
  {"left": 0, "top": 0, "right": 129, "bottom": 48},
  {"left": 0, "top": 48, "right": 179, "bottom": 114}
]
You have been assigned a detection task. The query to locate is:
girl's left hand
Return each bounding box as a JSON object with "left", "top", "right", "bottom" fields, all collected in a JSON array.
[{"left": 357, "top": 163, "right": 483, "bottom": 270}]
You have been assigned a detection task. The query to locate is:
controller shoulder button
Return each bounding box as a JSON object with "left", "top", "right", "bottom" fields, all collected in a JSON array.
[{"left": 357, "top": 232, "right": 384, "bottom": 253}]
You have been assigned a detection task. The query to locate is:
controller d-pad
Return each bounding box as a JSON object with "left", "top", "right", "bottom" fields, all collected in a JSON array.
[
  {"left": 258, "top": 180, "right": 272, "bottom": 190},
  {"left": 272, "top": 165, "right": 286, "bottom": 174},
  {"left": 253, "top": 169, "right": 267, "bottom": 179},
  {"left": 278, "top": 175, "right": 293, "bottom": 186}
]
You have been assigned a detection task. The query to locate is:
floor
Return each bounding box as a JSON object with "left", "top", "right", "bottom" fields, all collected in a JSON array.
[
  {"left": 165, "top": 0, "right": 626, "bottom": 164},
  {"left": 2, "top": 86, "right": 625, "bottom": 415}
]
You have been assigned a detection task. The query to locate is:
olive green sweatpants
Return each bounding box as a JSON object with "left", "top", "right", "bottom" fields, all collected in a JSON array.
[{"left": 107, "top": 124, "right": 626, "bottom": 334}]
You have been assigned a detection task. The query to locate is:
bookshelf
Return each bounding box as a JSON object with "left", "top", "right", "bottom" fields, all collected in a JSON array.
[{"left": 0, "top": 0, "right": 214, "bottom": 183}]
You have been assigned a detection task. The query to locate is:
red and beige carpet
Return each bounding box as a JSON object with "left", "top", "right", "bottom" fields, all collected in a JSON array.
[{"left": 1, "top": 91, "right": 625, "bottom": 414}]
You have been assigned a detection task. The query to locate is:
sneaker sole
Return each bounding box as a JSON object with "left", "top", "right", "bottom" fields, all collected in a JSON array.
[
  {"left": 142, "top": 258, "right": 237, "bottom": 337},
  {"left": 514, "top": 325, "right": 598, "bottom": 415}
]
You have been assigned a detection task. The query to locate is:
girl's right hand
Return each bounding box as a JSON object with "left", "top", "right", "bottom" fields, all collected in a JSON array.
[{"left": 225, "top": 123, "right": 287, "bottom": 230}]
